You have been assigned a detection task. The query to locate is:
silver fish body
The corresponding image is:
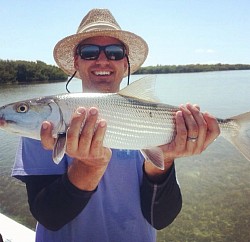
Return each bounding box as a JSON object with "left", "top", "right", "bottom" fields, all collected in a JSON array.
[
  {"left": 54, "top": 92, "right": 179, "bottom": 150},
  {"left": 1, "top": 76, "right": 250, "bottom": 168}
]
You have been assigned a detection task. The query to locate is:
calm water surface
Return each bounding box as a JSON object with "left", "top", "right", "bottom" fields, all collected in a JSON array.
[{"left": 0, "top": 71, "right": 250, "bottom": 241}]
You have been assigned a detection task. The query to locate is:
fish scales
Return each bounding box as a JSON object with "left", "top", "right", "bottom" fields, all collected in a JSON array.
[{"left": 55, "top": 93, "right": 178, "bottom": 149}]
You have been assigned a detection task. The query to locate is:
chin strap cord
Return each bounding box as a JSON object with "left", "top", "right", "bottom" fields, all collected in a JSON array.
[
  {"left": 66, "top": 71, "right": 77, "bottom": 93},
  {"left": 125, "top": 54, "right": 131, "bottom": 86}
]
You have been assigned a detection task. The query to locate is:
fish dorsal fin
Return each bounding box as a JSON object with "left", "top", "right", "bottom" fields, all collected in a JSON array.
[{"left": 118, "top": 75, "right": 160, "bottom": 102}]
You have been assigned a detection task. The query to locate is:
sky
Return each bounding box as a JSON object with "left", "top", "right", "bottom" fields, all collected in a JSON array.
[{"left": 1, "top": 0, "right": 250, "bottom": 67}]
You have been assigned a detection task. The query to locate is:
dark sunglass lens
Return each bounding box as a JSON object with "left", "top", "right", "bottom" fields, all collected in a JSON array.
[
  {"left": 105, "top": 45, "right": 125, "bottom": 60},
  {"left": 80, "top": 45, "right": 100, "bottom": 60}
]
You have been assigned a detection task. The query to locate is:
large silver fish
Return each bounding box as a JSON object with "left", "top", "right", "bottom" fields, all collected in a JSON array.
[{"left": 0, "top": 76, "right": 250, "bottom": 169}]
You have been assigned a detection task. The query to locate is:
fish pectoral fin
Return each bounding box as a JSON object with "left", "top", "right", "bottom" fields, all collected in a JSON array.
[
  {"left": 52, "top": 132, "right": 67, "bottom": 164},
  {"left": 141, "top": 147, "right": 165, "bottom": 170}
]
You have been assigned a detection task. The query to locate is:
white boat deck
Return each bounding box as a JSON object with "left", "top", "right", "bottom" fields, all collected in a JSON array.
[{"left": 0, "top": 213, "right": 35, "bottom": 242}]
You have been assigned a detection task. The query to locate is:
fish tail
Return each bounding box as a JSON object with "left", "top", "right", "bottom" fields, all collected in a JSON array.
[{"left": 222, "top": 112, "right": 250, "bottom": 161}]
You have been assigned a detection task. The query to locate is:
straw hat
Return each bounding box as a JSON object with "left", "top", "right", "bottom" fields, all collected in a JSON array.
[{"left": 53, "top": 8, "right": 148, "bottom": 78}]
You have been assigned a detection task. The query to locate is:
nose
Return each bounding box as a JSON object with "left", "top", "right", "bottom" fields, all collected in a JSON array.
[{"left": 96, "top": 50, "right": 109, "bottom": 63}]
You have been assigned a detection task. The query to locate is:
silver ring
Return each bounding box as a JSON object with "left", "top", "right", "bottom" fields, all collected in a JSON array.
[{"left": 187, "top": 136, "right": 198, "bottom": 142}]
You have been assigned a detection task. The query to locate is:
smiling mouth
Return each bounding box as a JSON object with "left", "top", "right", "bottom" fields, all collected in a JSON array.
[{"left": 93, "top": 71, "right": 112, "bottom": 76}]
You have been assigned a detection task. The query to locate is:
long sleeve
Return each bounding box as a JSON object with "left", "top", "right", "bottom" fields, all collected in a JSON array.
[
  {"left": 140, "top": 163, "right": 182, "bottom": 230},
  {"left": 24, "top": 173, "right": 95, "bottom": 231}
]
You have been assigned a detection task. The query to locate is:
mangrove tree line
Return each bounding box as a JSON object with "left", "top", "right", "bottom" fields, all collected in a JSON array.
[
  {"left": 0, "top": 60, "right": 67, "bottom": 84},
  {"left": 134, "top": 63, "right": 250, "bottom": 74},
  {"left": 1, "top": 60, "right": 250, "bottom": 84}
]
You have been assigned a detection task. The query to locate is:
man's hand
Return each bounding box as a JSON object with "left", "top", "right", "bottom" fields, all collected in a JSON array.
[
  {"left": 40, "top": 107, "right": 112, "bottom": 191},
  {"left": 144, "top": 103, "right": 220, "bottom": 182}
]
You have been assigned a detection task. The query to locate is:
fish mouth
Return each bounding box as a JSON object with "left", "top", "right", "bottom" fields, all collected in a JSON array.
[
  {"left": 0, "top": 116, "right": 16, "bottom": 127},
  {"left": 0, "top": 117, "right": 7, "bottom": 127}
]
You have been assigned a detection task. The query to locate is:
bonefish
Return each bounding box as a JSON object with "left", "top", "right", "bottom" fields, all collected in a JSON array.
[{"left": 0, "top": 76, "right": 250, "bottom": 169}]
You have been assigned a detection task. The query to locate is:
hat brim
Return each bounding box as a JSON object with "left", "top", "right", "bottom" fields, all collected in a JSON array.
[{"left": 53, "top": 30, "right": 148, "bottom": 79}]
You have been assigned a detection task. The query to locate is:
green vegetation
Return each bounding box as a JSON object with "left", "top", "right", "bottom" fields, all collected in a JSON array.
[
  {"left": 135, "top": 63, "right": 250, "bottom": 74},
  {"left": 1, "top": 60, "right": 250, "bottom": 85},
  {"left": 0, "top": 60, "right": 67, "bottom": 84}
]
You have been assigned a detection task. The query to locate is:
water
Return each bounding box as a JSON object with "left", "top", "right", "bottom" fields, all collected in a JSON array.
[{"left": 0, "top": 70, "right": 250, "bottom": 241}]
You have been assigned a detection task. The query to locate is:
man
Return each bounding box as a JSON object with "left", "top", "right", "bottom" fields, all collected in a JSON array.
[{"left": 12, "top": 9, "right": 220, "bottom": 242}]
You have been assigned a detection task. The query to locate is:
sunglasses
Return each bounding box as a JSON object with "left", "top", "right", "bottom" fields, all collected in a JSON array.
[{"left": 77, "top": 44, "right": 126, "bottom": 61}]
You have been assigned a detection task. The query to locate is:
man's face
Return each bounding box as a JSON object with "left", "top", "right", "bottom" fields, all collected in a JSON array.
[{"left": 74, "top": 36, "right": 128, "bottom": 93}]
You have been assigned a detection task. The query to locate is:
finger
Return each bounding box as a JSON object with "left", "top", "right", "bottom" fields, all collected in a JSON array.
[
  {"left": 40, "top": 121, "right": 55, "bottom": 150},
  {"left": 186, "top": 104, "right": 207, "bottom": 153},
  {"left": 180, "top": 104, "right": 199, "bottom": 154},
  {"left": 66, "top": 107, "right": 87, "bottom": 154},
  {"left": 167, "top": 111, "right": 187, "bottom": 156},
  {"left": 78, "top": 107, "right": 99, "bottom": 156},
  {"left": 89, "top": 119, "right": 107, "bottom": 156},
  {"left": 180, "top": 104, "right": 199, "bottom": 139},
  {"left": 193, "top": 104, "right": 201, "bottom": 111},
  {"left": 203, "top": 112, "right": 220, "bottom": 149}
]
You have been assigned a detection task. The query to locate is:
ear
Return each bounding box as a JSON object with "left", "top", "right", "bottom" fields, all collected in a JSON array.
[
  {"left": 123, "top": 58, "right": 128, "bottom": 73},
  {"left": 74, "top": 55, "right": 79, "bottom": 70}
]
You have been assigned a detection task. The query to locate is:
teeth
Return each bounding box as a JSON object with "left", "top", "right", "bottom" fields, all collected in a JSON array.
[{"left": 94, "top": 71, "right": 111, "bottom": 76}]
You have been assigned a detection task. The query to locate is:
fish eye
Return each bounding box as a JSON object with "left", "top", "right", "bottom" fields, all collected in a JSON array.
[{"left": 16, "top": 103, "right": 29, "bottom": 113}]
